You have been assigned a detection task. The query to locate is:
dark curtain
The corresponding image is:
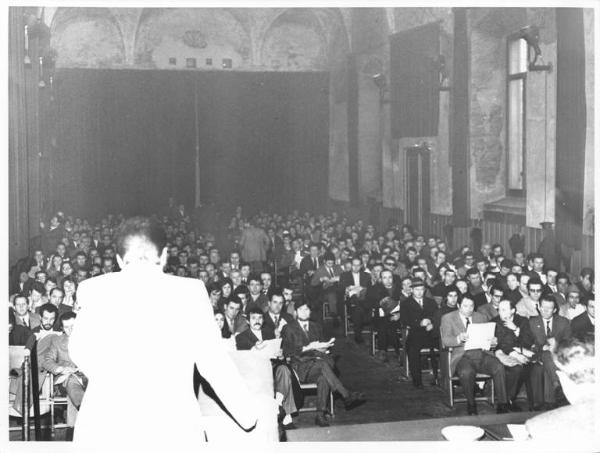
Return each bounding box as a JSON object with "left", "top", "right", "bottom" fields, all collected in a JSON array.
[
  {"left": 48, "top": 69, "right": 329, "bottom": 221},
  {"left": 556, "top": 8, "right": 586, "bottom": 249},
  {"left": 9, "top": 7, "right": 44, "bottom": 263},
  {"left": 390, "top": 21, "right": 440, "bottom": 139}
]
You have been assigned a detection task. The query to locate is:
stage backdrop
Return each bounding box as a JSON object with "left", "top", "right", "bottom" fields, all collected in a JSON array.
[{"left": 48, "top": 69, "right": 329, "bottom": 220}]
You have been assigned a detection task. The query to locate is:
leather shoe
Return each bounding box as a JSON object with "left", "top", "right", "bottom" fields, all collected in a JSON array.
[
  {"left": 496, "top": 403, "right": 510, "bottom": 414},
  {"left": 509, "top": 401, "right": 522, "bottom": 412},
  {"left": 315, "top": 413, "right": 330, "bottom": 427},
  {"left": 467, "top": 403, "right": 478, "bottom": 415},
  {"left": 344, "top": 392, "right": 366, "bottom": 411}
]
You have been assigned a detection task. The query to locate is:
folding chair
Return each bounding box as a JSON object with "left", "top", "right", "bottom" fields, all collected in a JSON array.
[{"left": 440, "top": 348, "right": 495, "bottom": 408}]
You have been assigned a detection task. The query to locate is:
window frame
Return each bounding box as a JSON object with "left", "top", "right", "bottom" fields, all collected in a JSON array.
[{"left": 505, "top": 32, "right": 528, "bottom": 197}]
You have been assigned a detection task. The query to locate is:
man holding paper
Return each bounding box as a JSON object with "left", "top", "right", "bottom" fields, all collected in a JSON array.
[
  {"left": 281, "top": 300, "right": 366, "bottom": 427},
  {"left": 440, "top": 296, "right": 510, "bottom": 415},
  {"left": 236, "top": 307, "right": 298, "bottom": 429}
]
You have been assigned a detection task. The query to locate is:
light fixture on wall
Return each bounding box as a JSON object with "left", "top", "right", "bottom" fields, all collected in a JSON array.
[
  {"left": 372, "top": 73, "right": 390, "bottom": 104},
  {"left": 24, "top": 24, "right": 31, "bottom": 66},
  {"left": 436, "top": 55, "right": 451, "bottom": 92},
  {"left": 517, "top": 25, "right": 553, "bottom": 72},
  {"left": 38, "top": 56, "right": 46, "bottom": 88}
]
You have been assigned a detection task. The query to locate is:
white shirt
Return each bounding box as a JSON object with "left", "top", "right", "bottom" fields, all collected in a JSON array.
[
  {"left": 543, "top": 317, "right": 554, "bottom": 335},
  {"left": 300, "top": 321, "right": 309, "bottom": 332},
  {"left": 352, "top": 272, "right": 361, "bottom": 287},
  {"left": 460, "top": 315, "right": 472, "bottom": 329},
  {"left": 565, "top": 304, "right": 586, "bottom": 321},
  {"left": 253, "top": 329, "right": 263, "bottom": 342}
]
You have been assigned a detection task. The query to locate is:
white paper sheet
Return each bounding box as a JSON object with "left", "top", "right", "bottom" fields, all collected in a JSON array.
[
  {"left": 507, "top": 424, "right": 529, "bottom": 441},
  {"left": 253, "top": 338, "right": 282, "bottom": 359},
  {"left": 464, "top": 322, "right": 496, "bottom": 351}
]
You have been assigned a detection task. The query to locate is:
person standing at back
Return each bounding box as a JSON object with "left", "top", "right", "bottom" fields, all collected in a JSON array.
[
  {"left": 239, "top": 219, "right": 271, "bottom": 273},
  {"left": 69, "top": 217, "right": 261, "bottom": 447}
]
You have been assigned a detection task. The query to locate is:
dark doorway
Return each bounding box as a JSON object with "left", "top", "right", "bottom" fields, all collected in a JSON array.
[{"left": 406, "top": 144, "right": 430, "bottom": 233}]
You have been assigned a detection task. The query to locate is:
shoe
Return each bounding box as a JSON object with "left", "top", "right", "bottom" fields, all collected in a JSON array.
[
  {"left": 467, "top": 403, "right": 478, "bottom": 415},
  {"left": 344, "top": 392, "right": 366, "bottom": 411},
  {"left": 496, "top": 403, "right": 510, "bottom": 414},
  {"left": 315, "top": 413, "right": 330, "bottom": 427},
  {"left": 509, "top": 401, "right": 522, "bottom": 412}
]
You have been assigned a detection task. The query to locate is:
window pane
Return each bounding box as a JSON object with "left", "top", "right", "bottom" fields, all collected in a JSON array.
[
  {"left": 508, "top": 79, "right": 524, "bottom": 190},
  {"left": 509, "top": 39, "right": 528, "bottom": 75}
]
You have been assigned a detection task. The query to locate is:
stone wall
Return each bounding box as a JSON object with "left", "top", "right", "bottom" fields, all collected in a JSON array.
[{"left": 582, "top": 8, "right": 595, "bottom": 236}]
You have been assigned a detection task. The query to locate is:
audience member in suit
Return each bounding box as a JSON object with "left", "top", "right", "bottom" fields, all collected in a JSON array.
[
  {"left": 432, "top": 286, "right": 460, "bottom": 342},
  {"left": 516, "top": 277, "right": 544, "bottom": 318},
  {"left": 235, "top": 307, "right": 297, "bottom": 429},
  {"left": 528, "top": 295, "right": 571, "bottom": 410},
  {"left": 8, "top": 308, "right": 32, "bottom": 346},
  {"left": 554, "top": 272, "right": 570, "bottom": 308},
  {"left": 13, "top": 294, "right": 41, "bottom": 332},
  {"left": 570, "top": 298, "right": 595, "bottom": 341},
  {"left": 503, "top": 273, "right": 522, "bottom": 307},
  {"left": 368, "top": 270, "right": 402, "bottom": 361},
  {"left": 310, "top": 251, "right": 343, "bottom": 320},
  {"left": 246, "top": 275, "right": 269, "bottom": 314},
  {"left": 492, "top": 299, "right": 535, "bottom": 410},
  {"left": 400, "top": 278, "right": 439, "bottom": 387},
  {"left": 575, "top": 268, "right": 594, "bottom": 304},
  {"left": 465, "top": 268, "right": 488, "bottom": 310},
  {"left": 558, "top": 285, "right": 586, "bottom": 321},
  {"left": 339, "top": 257, "right": 372, "bottom": 344},
  {"left": 526, "top": 337, "right": 597, "bottom": 445},
  {"left": 238, "top": 220, "right": 270, "bottom": 273},
  {"left": 477, "top": 285, "right": 504, "bottom": 321},
  {"left": 43, "top": 312, "right": 88, "bottom": 409},
  {"left": 223, "top": 298, "right": 249, "bottom": 336},
  {"left": 431, "top": 267, "right": 457, "bottom": 306},
  {"left": 42, "top": 287, "right": 72, "bottom": 330},
  {"left": 299, "top": 243, "right": 321, "bottom": 305},
  {"left": 262, "top": 293, "right": 294, "bottom": 338},
  {"left": 440, "top": 296, "right": 510, "bottom": 415},
  {"left": 281, "top": 300, "right": 365, "bottom": 427}
]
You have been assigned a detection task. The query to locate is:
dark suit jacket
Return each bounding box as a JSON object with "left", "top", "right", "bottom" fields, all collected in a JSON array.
[
  {"left": 235, "top": 328, "right": 275, "bottom": 350},
  {"left": 310, "top": 264, "right": 343, "bottom": 288},
  {"left": 400, "top": 296, "right": 438, "bottom": 344},
  {"left": 299, "top": 255, "right": 320, "bottom": 278},
  {"left": 262, "top": 311, "right": 294, "bottom": 338},
  {"left": 339, "top": 271, "right": 371, "bottom": 293},
  {"left": 570, "top": 312, "right": 595, "bottom": 341},
  {"left": 246, "top": 293, "right": 269, "bottom": 314},
  {"left": 367, "top": 283, "right": 402, "bottom": 312},
  {"left": 9, "top": 324, "right": 33, "bottom": 346},
  {"left": 492, "top": 314, "right": 533, "bottom": 354},
  {"left": 281, "top": 320, "right": 333, "bottom": 381},
  {"left": 529, "top": 315, "right": 571, "bottom": 353}
]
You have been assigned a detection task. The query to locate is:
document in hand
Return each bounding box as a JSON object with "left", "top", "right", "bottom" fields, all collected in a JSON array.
[
  {"left": 254, "top": 338, "right": 282, "bottom": 359},
  {"left": 464, "top": 322, "right": 496, "bottom": 351}
]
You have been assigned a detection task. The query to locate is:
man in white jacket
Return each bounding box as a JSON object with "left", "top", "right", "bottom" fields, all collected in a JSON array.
[{"left": 70, "top": 217, "right": 265, "bottom": 448}]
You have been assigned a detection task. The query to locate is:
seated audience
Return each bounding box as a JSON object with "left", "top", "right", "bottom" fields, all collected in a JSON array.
[
  {"left": 339, "top": 256, "right": 372, "bottom": 344},
  {"left": 477, "top": 285, "right": 504, "bottom": 321},
  {"left": 516, "top": 277, "right": 544, "bottom": 318},
  {"left": 440, "top": 296, "right": 510, "bottom": 415},
  {"left": 492, "top": 299, "right": 534, "bottom": 410},
  {"left": 558, "top": 285, "right": 586, "bottom": 320},
  {"left": 526, "top": 337, "right": 596, "bottom": 443},
  {"left": 43, "top": 312, "right": 88, "bottom": 409},
  {"left": 13, "top": 293, "right": 41, "bottom": 332},
  {"left": 528, "top": 295, "right": 571, "bottom": 410},
  {"left": 235, "top": 307, "right": 297, "bottom": 429},
  {"left": 281, "top": 300, "right": 365, "bottom": 427},
  {"left": 400, "top": 278, "right": 439, "bottom": 387},
  {"left": 222, "top": 298, "right": 249, "bottom": 336},
  {"left": 570, "top": 298, "right": 595, "bottom": 341}
]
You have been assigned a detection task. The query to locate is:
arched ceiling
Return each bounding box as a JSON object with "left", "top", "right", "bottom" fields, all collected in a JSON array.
[{"left": 43, "top": 7, "right": 352, "bottom": 71}]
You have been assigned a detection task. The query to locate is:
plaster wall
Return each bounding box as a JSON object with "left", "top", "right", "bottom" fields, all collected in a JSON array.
[{"left": 582, "top": 8, "right": 595, "bottom": 236}]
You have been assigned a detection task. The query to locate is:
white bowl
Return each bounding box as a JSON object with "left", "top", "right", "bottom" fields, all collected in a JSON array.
[{"left": 441, "top": 425, "right": 485, "bottom": 441}]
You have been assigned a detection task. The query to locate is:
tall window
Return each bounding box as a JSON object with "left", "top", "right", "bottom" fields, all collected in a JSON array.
[{"left": 506, "top": 36, "right": 528, "bottom": 194}]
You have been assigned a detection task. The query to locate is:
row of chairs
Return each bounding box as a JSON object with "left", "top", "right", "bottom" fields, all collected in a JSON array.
[{"left": 343, "top": 310, "right": 496, "bottom": 408}]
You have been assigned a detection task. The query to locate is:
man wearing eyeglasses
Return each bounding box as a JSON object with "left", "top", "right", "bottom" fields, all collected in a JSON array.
[
  {"left": 477, "top": 285, "right": 505, "bottom": 321},
  {"left": 516, "top": 278, "right": 544, "bottom": 318}
]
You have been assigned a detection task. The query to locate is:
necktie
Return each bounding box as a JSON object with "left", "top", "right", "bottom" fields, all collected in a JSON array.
[
  {"left": 22, "top": 317, "right": 28, "bottom": 328},
  {"left": 328, "top": 267, "right": 334, "bottom": 278},
  {"left": 546, "top": 320, "right": 552, "bottom": 337},
  {"left": 274, "top": 315, "right": 279, "bottom": 326},
  {"left": 466, "top": 318, "right": 471, "bottom": 329},
  {"left": 303, "top": 322, "right": 309, "bottom": 333}
]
